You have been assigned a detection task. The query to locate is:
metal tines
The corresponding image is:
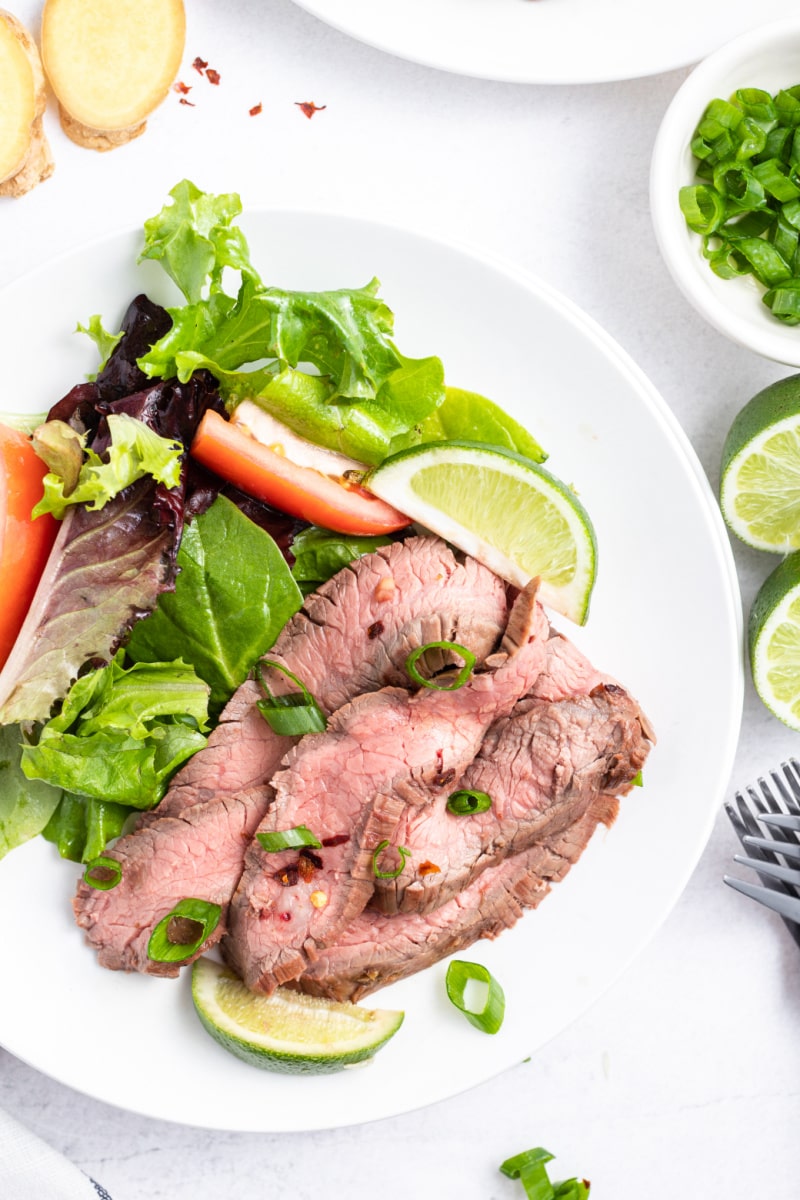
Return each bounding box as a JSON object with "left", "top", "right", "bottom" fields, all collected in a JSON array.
[{"left": 724, "top": 758, "right": 800, "bottom": 950}]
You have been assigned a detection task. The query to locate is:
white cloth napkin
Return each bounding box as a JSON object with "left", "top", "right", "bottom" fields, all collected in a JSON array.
[{"left": 0, "top": 1108, "right": 112, "bottom": 1200}]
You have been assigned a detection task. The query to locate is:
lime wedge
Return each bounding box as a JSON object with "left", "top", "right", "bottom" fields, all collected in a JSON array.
[
  {"left": 720, "top": 374, "right": 800, "bottom": 552},
  {"left": 365, "top": 440, "right": 597, "bottom": 624},
  {"left": 191, "top": 958, "right": 404, "bottom": 1074},
  {"left": 749, "top": 551, "right": 800, "bottom": 731}
]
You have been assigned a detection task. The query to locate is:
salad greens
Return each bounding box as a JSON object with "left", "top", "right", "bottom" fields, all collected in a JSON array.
[
  {"left": 32, "top": 413, "right": 183, "bottom": 520},
  {"left": 127, "top": 494, "right": 303, "bottom": 712},
  {"left": 21, "top": 653, "right": 210, "bottom": 808},
  {"left": 0, "top": 178, "right": 549, "bottom": 867}
]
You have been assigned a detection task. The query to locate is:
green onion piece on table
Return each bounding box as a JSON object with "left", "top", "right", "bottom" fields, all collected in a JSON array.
[
  {"left": 147, "top": 898, "right": 221, "bottom": 963},
  {"left": 371, "top": 839, "right": 410, "bottom": 879},
  {"left": 257, "top": 826, "right": 322, "bottom": 853},
  {"left": 445, "top": 959, "right": 505, "bottom": 1034},
  {"left": 82, "top": 855, "right": 122, "bottom": 891},
  {"left": 404, "top": 640, "right": 476, "bottom": 691},
  {"left": 499, "top": 1147, "right": 591, "bottom": 1200},
  {"left": 256, "top": 660, "right": 327, "bottom": 736},
  {"left": 446, "top": 789, "right": 492, "bottom": 815}
]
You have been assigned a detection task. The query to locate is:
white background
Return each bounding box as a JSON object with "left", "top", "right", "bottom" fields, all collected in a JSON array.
[{"left": 2, "top": 1, "right": 800, "bottom": 1196}]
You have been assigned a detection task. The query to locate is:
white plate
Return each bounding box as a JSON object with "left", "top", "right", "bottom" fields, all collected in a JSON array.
[
  {"left": 0, "top": 211, "right": 742, "bottom": 1131},
  {"left": 289, "top": 0, "right": 797, "bottom": 84}
]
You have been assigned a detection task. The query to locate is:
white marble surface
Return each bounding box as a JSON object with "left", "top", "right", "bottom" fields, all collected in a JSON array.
[{"left": 2, "top": 1, "right": 800, "bottom": 1195}]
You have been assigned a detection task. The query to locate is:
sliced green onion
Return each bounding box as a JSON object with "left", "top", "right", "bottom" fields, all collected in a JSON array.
[
  {"left": 678, "top": 185, "right": 726, "bottom": 235},
  {"left": 147, "top": 898, "right": 221, "bottom": 963},
  {"left": 752, "top": 158, "right": 800, "bottom": 202},
  {"left": 764, "top": 279, "right": 800, "bottom": 323},
  {"left": 499, "top": 1147, "right": 590, "bottom": 1200},
  {"left": 82, "top": 855, "right": 122, "bottom": 891},
  {"left": 256, "top": 659, "right": 327, "bottom": 736},
  {"left": 405, "top": 640, "right": 476, "bottom": 691},
  {"left": 257, "top": 825, "right": 322, "bottom": 853},
  {"left": 500, "top": 1148, "right": 555, "bottom": 1200},
  {"left": 631, "top": 770, "right": 644, "bottom": 788},
  {"left": 445, "top": 959, "right": 505, "bottom": 1034},
  {"left": 447, "top": 789, "right": 492, "bottom": 815},
  {"left": 735, "top": 87, "right": 777, "bottom": 125},
  {"left": 372, "top": 839, "right": 410, "bottom": 879}
]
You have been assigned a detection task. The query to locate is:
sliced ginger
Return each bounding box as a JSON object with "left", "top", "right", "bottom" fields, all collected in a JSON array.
[
  {"left": 0, "top": 10, "right": 54, "bottom": 197},
  {"left": 41, "top": 0, "right": 186, "bottom": 151}
]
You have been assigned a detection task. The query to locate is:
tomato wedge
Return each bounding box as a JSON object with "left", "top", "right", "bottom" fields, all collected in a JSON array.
[
  {"left": 0, "top": 425, "right": 58, "bottom": 669},
  {"left": 190, "top": 410, "right": 410, "bottom": 536}
]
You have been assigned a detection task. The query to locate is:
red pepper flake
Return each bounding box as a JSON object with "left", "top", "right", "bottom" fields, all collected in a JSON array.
[
  {"left": 173, "top": 80, "right": 191, "bottom": 95},
  {"left": 418, "top": 861, "right": 441, "bottom": 877},
  {"left": 295, "top": 101, "right": 326, "bottom": 119},
  {"left": 179, "top": 98, "right": 196, "bottom": 107},
  {"left": 367, "top": 621, "right": 384, "bottom": 640},
  {"left": 321, "top": 834, "right": 349, "bottom": 848},
  {"left": 206, "top": 68, "right": 221, "bottom": 86},
  {"left": 249, "top": 102, "right": 263, "bottom": 117},
  {"left": 297, "top": 856, "right": 315, "bottom": 883},
  {"left": 278, "top": 910, "right": 292, "bottom": 922},
  {"left": 192, "top": 56, "right": 208, "bottom": 74}
]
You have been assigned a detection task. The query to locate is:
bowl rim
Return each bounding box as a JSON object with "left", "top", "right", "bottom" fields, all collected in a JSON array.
[{"left": 650, "top": 14, "right": 800, "bottom": 368}]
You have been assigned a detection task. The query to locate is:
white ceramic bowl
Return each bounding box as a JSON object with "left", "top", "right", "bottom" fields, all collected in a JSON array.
[{"left": 651, "top": 17, "right": 800, "bottom": 366}]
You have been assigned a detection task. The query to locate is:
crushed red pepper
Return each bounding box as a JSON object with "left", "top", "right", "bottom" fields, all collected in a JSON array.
[
  {"left": 173, "top": 80, "right": 191, "bottom": 95},
  {"left": 179, "top": 98, "right": 195, "bottom": 107},
  {"left": 192, "top": 56, "right": 208, "bottom": 74},
  {"left": 249, "top": 102, "right": 263, "bottom": 116},
  {"left": 418, "top": 861, "right": 441, "bottom": 877},
  {"left": 206, "top": 68, "right": 221, "bottom": 86},
  {"left": 295, "top": 101, "right": 326, "bottom": 119},
  {"left": 367, "top": 621, "right": 384, "bottom": 640}
]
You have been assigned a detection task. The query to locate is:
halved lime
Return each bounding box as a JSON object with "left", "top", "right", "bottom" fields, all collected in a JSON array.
[
  {"left": 364, "top": 440, "right": 597, "bottom": 624},
  {"left": 720, "top": 374, "right": 800, "bottom": 552},
  {"left": 191, "top": 958, "right": 404, "bottom": 1074},
  {"left": 749, "top": 551, "right": 800, "bottom": 730}
]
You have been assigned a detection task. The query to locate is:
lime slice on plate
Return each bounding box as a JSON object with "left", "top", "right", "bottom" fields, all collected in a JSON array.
[
  {"left": 365, "top": 440, "right": 597, "bottom": 624},
  {"left": 191, "top": 958, "right": 404, "bottom": 1074},
  {"left": 720, "top": 374, "right": 800, "bottom": 552},
  {"left": 749, "top": 551, "right": 800, "bottom": 731}
]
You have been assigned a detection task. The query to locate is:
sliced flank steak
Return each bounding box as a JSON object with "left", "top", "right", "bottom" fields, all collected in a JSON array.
[
  {"left": 151, "top": 536, "right": 507, "bottom": 820},
  {"left": 222, "top": 582, "right": 550, "bottom": 994},
  {"left": 74, "top": 537, "right": 508, "bottom": 974},
  {"left": 73, "top": 790, "right": 273, "bottom": 976},
  {"left": 296, "top": 793, "right": 620, "bottom": 1003},
  {"left": 370, "top": 681, "right": 652, "bottom": 916}
]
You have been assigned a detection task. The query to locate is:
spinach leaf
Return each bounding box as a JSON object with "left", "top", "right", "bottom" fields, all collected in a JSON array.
[
  {"left": 0, "top": 725, "right": 62, "bottom": 861},
  {"left": 127, "top": 494, "right": 303, "bottom": 710},
  {"left": 290, "top": 526, "right": 393, "bottom": 595}
]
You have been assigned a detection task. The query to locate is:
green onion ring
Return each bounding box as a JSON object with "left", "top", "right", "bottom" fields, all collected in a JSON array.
[
  {"left": 405, "top": 640, "right": 476, "bottom": 691},
  {"left": 371, "top": 839, "right": 410, "bottom": 879},
  {"left": 445, "top": 959, "right": 505, "bottom": 1034},
  {"left": 147, "top": 898, "right": 221, "bottom": 964},
  {"left": 83, "top": 855, "right": 122, "bottom": 891},
  {"left": 446, "top": 789, "right": 492, "bottom": 815},
  {"left": 256, "top": 659, "right": 327, "bottom": 736},
  {"left": 257, "top": 825, "right": 322, "bottom": 853}
]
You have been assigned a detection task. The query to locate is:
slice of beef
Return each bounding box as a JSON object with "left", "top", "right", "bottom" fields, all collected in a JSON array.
[
  {"left": 72, "top": 789, "right": 273, "bottom": 976},
  {"left": 223, "top": 581, "right": 549, "bottom": 994},
  {"left": 371, "top": 682, "right": 652, "bottom": 915},
  {"left": 296, "top": 793, "right": 620, "bottom": 1002},
  {"left": 152, "top": 535, "right": 507, "bottom": 819}
]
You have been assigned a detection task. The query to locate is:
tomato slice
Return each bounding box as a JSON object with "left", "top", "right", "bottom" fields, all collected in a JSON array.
[
  {"left": 190, "top": 410, "right": 410, "bottom": 536},
  {"left": 0, "top": 425, "right": 58, "bottom": 669}
]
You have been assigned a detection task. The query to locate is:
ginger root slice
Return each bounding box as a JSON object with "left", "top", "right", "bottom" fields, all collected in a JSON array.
[
  {"left": 0, "top": 10, "right": 54, "bottom": 197},
  {"left": 41, "top": 0, "right": 186, "bottom": 151}
]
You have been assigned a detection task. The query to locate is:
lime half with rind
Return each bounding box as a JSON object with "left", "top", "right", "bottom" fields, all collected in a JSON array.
[
  {"left": 364, "top": 440, "right": 597, "bottom": 624},
  {"left": 721, "top": 374, "right": 800, "bottom": 552},
  {"left": 191, "top": 958, "right": 404, "bottom": 1074},
  {"left": 750, "top": 551, "right": 800, "bottom": 730}
]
